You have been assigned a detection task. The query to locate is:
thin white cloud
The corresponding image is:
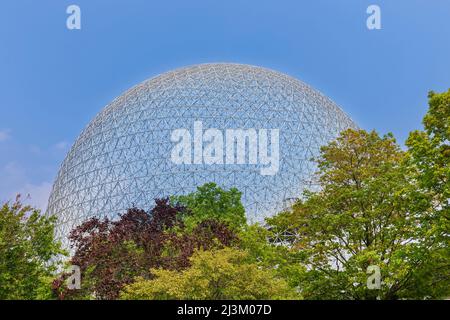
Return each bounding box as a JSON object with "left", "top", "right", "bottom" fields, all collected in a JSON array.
[
  {"left": 0, "top": 129, "right": 11, "bottom": 142},
  {"left": 29, "top": 145, "right": 42, "bottom": 154},
  {"left": 0, "top": 137, "right": 68, "bottom": 212},
  {"left": 54, "top": 141, "right": 69, "bottom": 151},
  {"left": 18, "top": 182, "right": 53, "bottom": 212},
  {"left": 0, "top": 162, "right": 52, "bottom": 212},
  {"left": 2, "top": 162, "right": 26, "bottom": 182}
]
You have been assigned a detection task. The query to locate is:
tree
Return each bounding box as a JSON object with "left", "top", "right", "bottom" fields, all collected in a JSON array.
[
  {"left": 120, "top": 247, "right": 300, "bottom": 300},
  {"left": 172, "top": 183, "right": 246, "bottom": 231},
  {"left": 0, "top": 196, "right": 64, "bottom": 299},
  {"left": 406, "top": 89, "right": 450, "bottom": 297},
  {"left": 407, "top": 90, "right": 449, "bottom": 197},
  {"left": 406, "top": 90, "right": 449, "bottom": 237},
  {"left": 267, "top": 129, "right": 449, "bottom": 299},
  {"left": 238, "top": 224, "right": 306, "bottom": 291},
  {"left": 53, "top": 197, "right": 237, "bottom": 300}
]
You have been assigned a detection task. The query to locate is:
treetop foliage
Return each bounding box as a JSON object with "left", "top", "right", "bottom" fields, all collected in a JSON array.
[
  {"left": 2, "top": 90, "right": 448, "bottom": 300},
  {"left": 53, "top": 190, "right": 239, "bottom": 299},
  {"left": 120, "top": 247, "right": 300, "bottom": 300},
  {"left": 0, "top": 196, "right": 64, "bottom": 300},
  {"left": 172, "top": 182, "right": 247, "bottom": 231}
]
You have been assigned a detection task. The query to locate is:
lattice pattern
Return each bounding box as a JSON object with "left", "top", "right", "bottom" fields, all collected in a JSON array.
[{"left": 46, "top": 63, "right": 356, "bottom": 241}]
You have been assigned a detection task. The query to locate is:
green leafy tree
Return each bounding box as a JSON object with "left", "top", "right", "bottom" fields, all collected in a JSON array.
[
  {"left": 172, "top": 183, "right": 246, "bottom": 231},
  {"left": 120, "top": 247, "right": 300, "bottom": 300},
  {"left": 267, "top": 129, "right": 449, "bottom": 299},
  {"left": 406, "top": 89, "right": 450, "bottom": 296},
  {"left": 238, "top": 224, "right": 306, "bottom": 290},
  {"left": 407, "top": 90, "right": 450, "bottom": 198},
  {"left": 406, "top": 90, "right": 449, "bottom": 238},
  {"left": 53, "top": 198, "right": 236, "bottom": 300},
  {"left": 0, "top": 196, "right": 64, "bottom": 299}
]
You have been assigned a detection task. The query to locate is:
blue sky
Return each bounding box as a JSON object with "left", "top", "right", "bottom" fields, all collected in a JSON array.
[{"left": 1, "top": 0, "right": 449, "bottom": 210}]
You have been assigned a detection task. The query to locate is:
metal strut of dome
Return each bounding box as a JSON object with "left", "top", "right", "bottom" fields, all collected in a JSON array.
[{"left": 47, "top": 63, "right": 357, "bottom": 242}]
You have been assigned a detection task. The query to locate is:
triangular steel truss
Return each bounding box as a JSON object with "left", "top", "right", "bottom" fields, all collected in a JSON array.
[{"left": 46, "top": 63, "right": 357, "bottom": 242}]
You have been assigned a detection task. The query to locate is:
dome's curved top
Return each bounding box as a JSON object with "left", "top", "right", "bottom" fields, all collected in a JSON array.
[
  {"left": 47, "top": 63, "right": 356, "bottom": 240},
  {"left": 83, "top": 63, "right": 353, "bottom": 141}
]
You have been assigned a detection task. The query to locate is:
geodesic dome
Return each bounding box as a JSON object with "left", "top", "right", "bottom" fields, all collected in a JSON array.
[{"left": 47, "top": 63, "right": 356, "bottom": 241}]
